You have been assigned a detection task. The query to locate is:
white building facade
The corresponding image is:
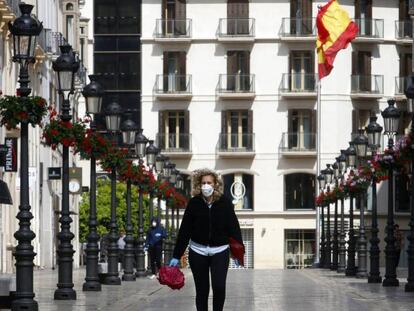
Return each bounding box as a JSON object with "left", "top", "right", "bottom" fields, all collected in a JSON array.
[{"left": 140, "top": 0, "right": 413, "bottom": 269}]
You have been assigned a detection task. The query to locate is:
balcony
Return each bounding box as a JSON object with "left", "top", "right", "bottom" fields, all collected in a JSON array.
[
  {"left": 395, "top": 20, "right": 413, "bottom": 44},
  {"left": 153, "top": 74, "right": 192, "bottom": 100},
  {"left": 156, "top": 133, "right": 192, "bottom": 158},
  {"left": 279, "top": 18, "right": 316, "bottom": 42},
  {"left": 154, "top": 19, "right": 192, "bottom": 43},
  {"left": 217, "top": 133, "right": 255, "bottom": 158},
  {"left": 350, "top": 75, "right": 383, "bottom": 99},
  {"left": 216, "top": 74, "right": 255, "bottom": 99},
  {"left": 279, "top": 132, "right": 317, "bottom": 157},
  {"left": 353, "top": 18, "right": 384, "bottom": 43},
  {"left": 395, "top": 76, "right": 408, "bottom": 101},
  {"left": 279, "top": 73, "right": 317, "bottom": 98},
  {"left": 216, "top": 18, "right": 255, "bottom": 42},
  {"left": 0, "top": 0, "right": 20, "bottom": 22}
]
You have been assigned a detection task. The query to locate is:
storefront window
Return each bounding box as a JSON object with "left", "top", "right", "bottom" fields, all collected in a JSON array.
[
  {"left": 285, "top": 229, "right": 315, "bottom": 269},
  {"left": 223, "top": 173, "right": 254, "bottom": 210},
  {"left": 285, "top": 173, "right": 315, "bottom": 210}
]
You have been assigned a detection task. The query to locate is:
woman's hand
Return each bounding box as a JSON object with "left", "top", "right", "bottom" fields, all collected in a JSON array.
[{"left": 169, "top": 258, "right": 179, "bottom": 267}]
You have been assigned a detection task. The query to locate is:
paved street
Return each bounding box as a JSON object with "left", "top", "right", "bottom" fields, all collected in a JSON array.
[{"left": 12, "top": 267, "right": 414, "bottom": 311}]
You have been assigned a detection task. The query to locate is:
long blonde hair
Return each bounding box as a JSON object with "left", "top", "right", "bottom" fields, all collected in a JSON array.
[{"left": 191, "top": 168, "right": 223, "bottom": 201}]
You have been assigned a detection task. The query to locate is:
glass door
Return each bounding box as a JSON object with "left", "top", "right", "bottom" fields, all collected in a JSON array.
[
  {"left": 227, "top": 111, "right": 248, "bottom": 149},
  {"left": 285, "top": 230, "right": 315, "bottom": 269},
  {"left": 289, "top": 110, "right": 312, "bottom": 150},
  {"left": 291, "top": 51, "right": 313, "bottom": 91}
]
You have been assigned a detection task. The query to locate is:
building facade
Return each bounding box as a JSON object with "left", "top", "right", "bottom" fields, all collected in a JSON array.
[{"left": 0, "top": 0, "right": 89, "bottom": 273}]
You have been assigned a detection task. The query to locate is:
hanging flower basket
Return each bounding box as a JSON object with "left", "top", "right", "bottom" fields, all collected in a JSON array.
[
  {"left": 0, "top": 95, "right": 48, "bottom": 129},
  {"left": 76, "top": 129, "right": 113, "bottom": 160}
]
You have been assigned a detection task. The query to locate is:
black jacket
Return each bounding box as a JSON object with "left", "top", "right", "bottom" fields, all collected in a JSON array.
[{"left": 173, "top": 195, "right": 243, "bottom": 259}]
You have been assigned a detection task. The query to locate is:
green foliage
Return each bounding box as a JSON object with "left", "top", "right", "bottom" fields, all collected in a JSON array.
[{"left": 79, "top": 179, "right": 152, "bottom": 242}]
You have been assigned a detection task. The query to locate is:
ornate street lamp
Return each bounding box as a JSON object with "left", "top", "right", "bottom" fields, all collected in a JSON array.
[
  {"left": 82, "top": 77, "right": 104, "bottom": 292},
  {"left": 322, "top": 164, "right": 333, "bottom": 269},
  {"left": 353, "top": 129, "right": 369, "bottom": 278},
  {"left": 135, "top": 129, "right": 148, "bottom": 278},
  {"left": 381, "top": 99, "right": 401, "bottom": 287},
  {"left": 366, "top": 116, "right": 383, "bottom": 284},
  {"left": 52, "top": 44, "right": 80, "bottom": 300},
  {"left": 337, "top": 150, "right": 347, "bottom": 273},
  {"left": 8, "top": 3, "right": 42, "bottom": 310},
  {"left": 345, "top": 142, "right": 357, "bottom": 276},
  {"left": 405, "top": 77, "right": 414, "bottom": 291},
  {"left": 120, "top": 117, "right": 138, "bottom": 282},
  {"left": 82, "top": 75, "right": 104, "bottom": 115},
  {"left": 331, "top": 162, "right": 340, "bottom": 271},
  {"left": 317, "top": 173, "right": 326, "bottom": 267},
  {"left": 102, "top": 102, "right": 122, "bottom": 286},
  {"left": 146, "top": 140, "right": 159, "bottom": 167}
]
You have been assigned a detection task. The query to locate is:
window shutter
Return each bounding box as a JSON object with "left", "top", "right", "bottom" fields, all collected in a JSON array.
[
  {"left": 162, "top": 0, "right": 167, "bottom": 19},
  {"left": 366, "top": 0, "right": 372, "bottom": 19},
  {"left": 159, "top": 111, "right": 165, "bottom": 134},
  {"left": 302, "top": 0, "right": 312, "bottom": 19},
  {"left": 354, "top": 0, "right": 360, "bottom": 19},
  {"left": 248, "top": 110, "right": 253, "bottom": 134},
  {"left": 351, "top": 51, "right": 357, "bottom": 75},
  {"left": 163, "top": 51, "right": 168, "bottom": 75},
  {"left": 290, "top": 0, "right": 298, "bottom": 18},
  {"left": 178, "top": 51, "right": 186, "bottom": 75},
  {"left": 364, "top": 52, "right": 371, "bottom": 76},
  {"left": 400, "top": 0, "right": 407, "bottom": 20},
  {"left": 175, "top": 0, "right": 186, "bottom": 20},
  {"left": 227, "top": 50, "right": 237, "bottom": 75},
  {"left": 184, "top": 110, "right": 189, "bottom": 133},
  {"left": 352, "top": 110, "right": 357, "bottom": 133},
  {"left": 400, "top": 53, "right": 405, "bottom": 77},
  {"left": 221, "top": 110, "right": 227, "bottom": 134}
]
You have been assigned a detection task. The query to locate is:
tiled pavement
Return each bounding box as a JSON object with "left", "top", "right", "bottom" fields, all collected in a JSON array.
[{"left": 11, "top": 267, "right": 414, "bottom": 311}]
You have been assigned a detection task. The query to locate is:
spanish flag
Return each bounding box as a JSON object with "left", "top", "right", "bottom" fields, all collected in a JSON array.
[{"left": 317, "top": 0, "right": 358, "bottom": 79}]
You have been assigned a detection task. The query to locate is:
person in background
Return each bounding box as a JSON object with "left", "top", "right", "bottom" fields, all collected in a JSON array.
[
  {"left": 169, "top": 168, "right": 243, "bottom": 311},
  {"left": 117, "top": 230, "right": 126, "bottom": 269},
  {"left": 144, "top": 217, "right": 167, "bottom": 279}
]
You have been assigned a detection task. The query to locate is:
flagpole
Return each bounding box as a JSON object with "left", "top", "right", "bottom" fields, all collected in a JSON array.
[{"left": 314, "top": 78, "right": 322, "bottom": 267}]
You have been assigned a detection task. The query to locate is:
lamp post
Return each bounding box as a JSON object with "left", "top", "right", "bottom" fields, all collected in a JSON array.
[
  {"left": 405, "top": 76, "right": 414, "bottom": 291},
  {"left": 381, "top": 99, "right": 401, "bottom": 287},
  {"left": 331, "top": 162, "right": 340, "bottom": 271},
  {"left": 52, "top": 44, "right": 80, "bottom": 300},
  {"left": 169, "top": 167, "right": 178, "bottom": 251},
  {"left": 345, "top": 142, "right": 357, "bottom": 276},
  {"left": 366, "top": 116, "right": 383, "bottom": 283},
  {"left": 135, "top": 129, "right": 148, "bottom": 277},
  {"left": 354, "top": 129, "right": 369, "bottom": 278},
  {"left": 337, "top": 150, "right": 347, "bottom": 273},
  {"left": 103, "top": 101, "right": 123, "bottom": 285},
  {"left": 82, "top": 75, "right": 104, "bottom": 291},
  {"left": 8, "top": 4, "right": 42, "bottom": 310},
  {"left": 317, "top": 174, "right": 326, "bottom": 268},
  {"left": 322, "top": 164, "right": 333, "bottom": 269},
  {"left": 155, "top": 154, "right": 166, "bottom": 223},
  {"left": 162, "top": 160, "right": 172, "bottom": 263},
  {"left": 120, "top": 115, "right": 139, "bottom": 282}
]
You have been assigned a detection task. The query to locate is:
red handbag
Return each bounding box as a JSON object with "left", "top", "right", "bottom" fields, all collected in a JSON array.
[
  {"left": 158, "top": 266, "right": 185, "bottom": 290},
  {"left": 229, "top": 237, "right": 245, "bottom": 267}
]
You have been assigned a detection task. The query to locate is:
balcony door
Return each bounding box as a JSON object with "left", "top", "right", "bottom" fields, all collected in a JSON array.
[
  {"left": 162, "top": 0, "right": 186, "bottom": 35},
  {"left": 227, "top": 50, "right": 250, "bottom": 91},
  {"left": 290, "top": 0, "right": 312, "bottom": 35},
  {"left": 289, "top": 51, "right": 314, "bottom": 91},
  {"left": 352, "top": 51, "right": 371, "bottom": 92},
  {"left": 355, "top": 0, "right": 372, "bottom": 36},
  {"left": 288, "top": 110, "right": 315, "bottom": 150},
  {"left": 159, "top": 110, "right": 189, "bottom": 150},
  {"left": 163, "top": 51, "right": 186, "bottom": 92},
  {"left": 222, "top": 110, "right": 252, "bottom": 149},
  {"left": 227, "top": 0, "right": 249, "bottom": 35}
]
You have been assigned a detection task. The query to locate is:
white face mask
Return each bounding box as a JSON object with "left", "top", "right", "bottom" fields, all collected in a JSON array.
[{"left": 201, "top": 184, "right": 214, "bottom": 198}]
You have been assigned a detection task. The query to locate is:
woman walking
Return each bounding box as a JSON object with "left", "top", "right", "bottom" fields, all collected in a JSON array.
[{"left": 169, "top": 168, "right": 243, "bottom": 311}]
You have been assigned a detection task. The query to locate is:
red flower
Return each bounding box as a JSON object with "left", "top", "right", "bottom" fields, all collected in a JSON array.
[{"left": 18, "top": 112, "right": 29, "bottom": 120}]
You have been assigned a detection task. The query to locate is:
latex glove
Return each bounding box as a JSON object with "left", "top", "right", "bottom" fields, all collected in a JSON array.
[{"left": 169, "top": 258, "right": 179, "bottom": 267}]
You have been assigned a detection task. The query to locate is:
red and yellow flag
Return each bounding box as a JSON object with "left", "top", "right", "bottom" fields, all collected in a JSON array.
[{"left": 317, "top": 0, "right": 358, "bottom": 79}]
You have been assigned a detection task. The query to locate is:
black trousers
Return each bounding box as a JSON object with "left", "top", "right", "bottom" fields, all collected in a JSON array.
[
  {"left": 149, "top": 244, "right": 162, "bottom": 275},
  {"left": 189, "top": 248, "right": 230, "bottom": 311}
]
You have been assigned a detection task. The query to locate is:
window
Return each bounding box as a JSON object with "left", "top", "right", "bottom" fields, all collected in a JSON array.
[
  {"left": 352, "top": 51, "right": 371, "bottom": 91},
  {"left": 288, "top": 109, "right": 315, "bottom": 150},
  {"left": 95, "top": 0, "right": 140, "bottom": 34},
  {"left": 227, "top": 0, "right": 249, "bottom": 35},
  {"left": 355, "top": 0, "right": 372, "bottom": 36},
  {"left": 180, "top": 173, "right": 192, "bottom": 197},
  {"left": 223, "top": 173, "right": 254, "bottom": 210},
  {"left": 158, "top": 110, "right": 190, "bottom": 151},
  {"left": 221, "top": 110, "right": 253, "bottom": 150},
  {"left": 290, "top": 0, "right": 312, "bottom": 35},
  {"left": 66, "top": 3, "right": 74, "bottom": 10},
  {"left": 227, "top": 51, "right": 250, "bottom": 91},
  {"left": 163, "top": 52, "right": 187, "bottom": 92},
  {"left": 162, "top": 0, "right": 186, "bottom": 35},
  {"left": 289, "top": 51, "right": 314, "bottom": 91},
  {"left": 285, "top": 173, "right": 315, "bottom": 210},
  {"left": 285, "top": 229, "right": 315, "bottom": 269}
]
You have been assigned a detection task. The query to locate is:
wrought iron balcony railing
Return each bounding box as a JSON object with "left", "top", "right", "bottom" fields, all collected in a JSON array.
[
  {"left": 279, "top": 73, "right": 317, "bottom": 93},
  {"left": 154, "top": 74, "right": 192, "bottom": 94},
  {"left": 279, "top": 132, "right": 316, "bottom": 153},
  {"left": 217, "top": 18, "right": 255, "bottom": 37},
  {"left": 156, "top": 133, "right": 192, "bottom": 152},
  {"left": 353, "top": 18, "right": 384, "bottom": 39},
  {"left": 395, "top": 20, "right": 413, "bottom": 40},
  {"left": 218, "top": 133, "right": 255, "bottom": 152},
  {"left": 279, "top": 18, "right": 316, "bottom": 38},
  {"left": 350, "top": 75, "right": 383, "bottom": 95},
  {"left": 154, "top": 19, "right": 192, "bottom": 38},
  {"left": 217, "top": 74, "right": 255, "bottom": 94}
]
